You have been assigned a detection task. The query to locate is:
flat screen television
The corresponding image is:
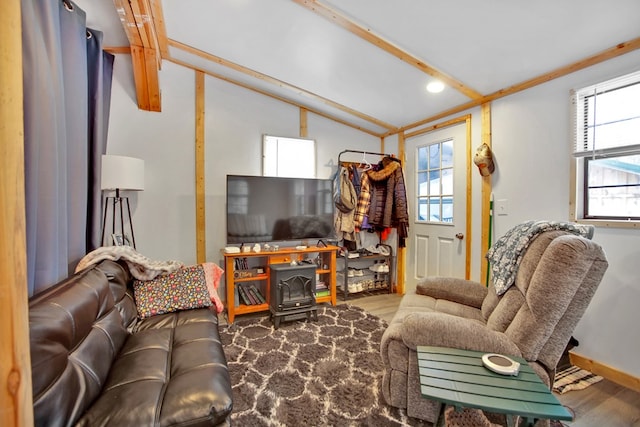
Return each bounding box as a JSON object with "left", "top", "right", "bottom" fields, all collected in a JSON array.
[{"left": 226, "top": 174, "right": 335, "bottom": 245}]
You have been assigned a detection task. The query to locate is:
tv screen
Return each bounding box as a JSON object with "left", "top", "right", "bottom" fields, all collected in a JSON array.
[{"left": 226, "top": 175, "right": 335, "bottom": 244}]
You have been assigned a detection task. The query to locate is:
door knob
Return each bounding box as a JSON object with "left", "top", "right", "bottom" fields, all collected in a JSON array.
[{"left": 455, "top": 233, "right": 464, "bottom": 240}]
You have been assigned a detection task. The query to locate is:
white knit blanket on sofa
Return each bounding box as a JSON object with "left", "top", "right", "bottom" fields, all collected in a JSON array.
[{"left": 75, "top": 246, "right": 184, "bottom": 281}]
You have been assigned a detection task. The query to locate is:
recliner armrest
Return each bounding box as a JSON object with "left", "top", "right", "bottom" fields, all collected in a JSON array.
[
  {"left": 401, "top": 311, "right": 522, "bottom": 357},
  {"left": 416, "top": 277, "right": 488, "bottom": 309}
]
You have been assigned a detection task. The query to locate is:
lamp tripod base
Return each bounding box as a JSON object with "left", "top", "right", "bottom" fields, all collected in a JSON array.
[{"left": 101, "top": 191, "right": 137, "bottom": 249}]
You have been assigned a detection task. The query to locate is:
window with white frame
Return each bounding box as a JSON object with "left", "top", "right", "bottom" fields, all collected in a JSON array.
[
  {"left": 571, "top": 70, "right": 640, "bottom": 221},
  {"left": 263, "top": 135, "right": 316, "bottom": 178}
]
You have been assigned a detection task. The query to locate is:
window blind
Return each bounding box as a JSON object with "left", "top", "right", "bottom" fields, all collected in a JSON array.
[{"left": 571, "top": 70, "right": 640, "bottom": 158}]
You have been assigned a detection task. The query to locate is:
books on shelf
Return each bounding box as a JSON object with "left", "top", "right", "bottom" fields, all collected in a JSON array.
[
  {"left": 248, "top": 284, "right": 266, "bottom": 304},
  {"left": 234, "top": 257, "right": 249, "bottom": 270},
  {"left": 238, "top": 283, "right": 266, "bottom": 306},
  {"left": 237, "top": 283, "right": 252, "bottom": 305},
  {"left": 315, "top": 280, "right": 330, "bottom": 297}
]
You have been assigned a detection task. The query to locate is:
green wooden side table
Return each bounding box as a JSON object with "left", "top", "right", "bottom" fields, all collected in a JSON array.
[{"left": 417, "top": 346, "right": 573, "bottom": 427}]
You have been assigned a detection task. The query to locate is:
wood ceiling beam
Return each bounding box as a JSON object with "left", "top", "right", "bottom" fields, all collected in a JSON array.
[
  {"left": 104, "top": 46, "right": 131, "bottom": 55},
  {"left": 166, "top": 56, "right": 383, "bottom": 137},
  {"left": 113, "top": 0, "right": 142, "bottom": 45},
  {"left": 168, "top": 39, "right": 398, "bottom": 132},
  {"left": 292, "top": 0, "right": 483, "bottom": 100},
  {"left": 149, "top": 0, "right": 169, "bottom": 58},
  {"left": 113, "top": 0, "right": 164, "bottom": 111}
]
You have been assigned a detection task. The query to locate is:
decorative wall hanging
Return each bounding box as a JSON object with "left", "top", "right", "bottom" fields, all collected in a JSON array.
[{"left": 473, "top": 143, "right": 495, "bottom": 176}]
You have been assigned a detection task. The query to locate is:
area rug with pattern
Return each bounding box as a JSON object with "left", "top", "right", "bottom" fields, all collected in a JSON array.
[{"left": 219, "top": 304, "right": 429, "bottom": 426}]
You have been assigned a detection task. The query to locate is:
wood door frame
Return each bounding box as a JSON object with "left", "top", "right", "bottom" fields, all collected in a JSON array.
[{"left": 398, "top": 114, "right": 473, "bottom": 294}]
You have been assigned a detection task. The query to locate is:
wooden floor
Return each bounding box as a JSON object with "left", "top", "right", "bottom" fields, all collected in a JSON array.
[{"left": 345, "top": 293, "right": 640, "bottom": 427}]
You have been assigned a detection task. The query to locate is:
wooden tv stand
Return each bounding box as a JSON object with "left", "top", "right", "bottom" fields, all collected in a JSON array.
[{"left": 223, "top": 245, "right": 338, "bottom": 323}]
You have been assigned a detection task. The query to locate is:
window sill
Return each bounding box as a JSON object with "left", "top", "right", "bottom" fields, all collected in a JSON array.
[{"left": 574, "top": 218, "right": 640, "bottom": 229}]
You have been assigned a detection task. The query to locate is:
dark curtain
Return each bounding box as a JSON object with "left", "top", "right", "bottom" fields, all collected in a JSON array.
[
  {"left": 87, "top": 29, "right": 114, "bottom": 250},
  {"left": 22, "top": 0, "right": 114, "bottom": 296}
]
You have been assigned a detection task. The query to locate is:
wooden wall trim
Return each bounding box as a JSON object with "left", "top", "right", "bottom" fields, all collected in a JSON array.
[
  {"left": 166, "top": 56, "right": 382, "bottom": 137},
  {"left": 195, "top": 71, "right": 206, "bottom": 263},
  {"left": 386, "top": 35, "right": 640, "bottom": 137},
  {"left": 465, "top": 117, "right": 472, "bottom": 280},
  {"left": 0, "top": 0, "right": 33, "bottom": 424},
  {"left": 300, "top": 108, "right": 308, "bottom": 137},
  {"left": 405, "top": 115, "right": 470, "bottom": 139},
  {"left": 396, "top": 132, "right": 406, "bottom": 294},
  {"left": 103, "top": 46, "right": 131, "bottom": 55},
  {"left": 168, "top": 39, "right": 397, "bottom": 132},
  {"left": 570, "top": 351, "right": 640, "bottom": 394},
  {"left": 479, "top": 103, "right": 492, "bottom": 284}
]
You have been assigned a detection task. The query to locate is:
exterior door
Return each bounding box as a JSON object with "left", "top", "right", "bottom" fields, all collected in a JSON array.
[{"left": 404, "top": 122, "right": 468, "bottom": 293}]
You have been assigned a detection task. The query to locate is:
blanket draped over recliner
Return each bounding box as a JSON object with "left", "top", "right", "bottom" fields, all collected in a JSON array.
[{"left": 486, "top": 220, "right": 594, "bottom": 295}]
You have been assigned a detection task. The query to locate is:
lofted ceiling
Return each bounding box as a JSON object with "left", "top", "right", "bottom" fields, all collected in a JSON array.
[{"left": 76, "top": 0, "right": 640, "bottom": 137}]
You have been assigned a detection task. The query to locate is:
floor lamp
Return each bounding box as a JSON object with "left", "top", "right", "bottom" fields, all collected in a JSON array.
[{"left": 101, "top": 154, "right": 145, "bottom": 249}]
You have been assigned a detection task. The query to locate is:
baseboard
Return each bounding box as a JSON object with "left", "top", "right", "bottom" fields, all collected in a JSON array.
[{"left": 569, "top": 351, "right": 640, "bottom": 393}]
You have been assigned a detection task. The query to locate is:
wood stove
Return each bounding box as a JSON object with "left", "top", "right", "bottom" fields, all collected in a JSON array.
[{"left": 269, "top": 263, "right": 317, "bottom": 329}]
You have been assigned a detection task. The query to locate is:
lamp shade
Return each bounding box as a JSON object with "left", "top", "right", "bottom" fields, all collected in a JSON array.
[{"left": 101, "top": 155, "right": 145, "bottom": 191}]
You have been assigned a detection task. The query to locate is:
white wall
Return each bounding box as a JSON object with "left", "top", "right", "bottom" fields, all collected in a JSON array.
[
  {"left": 201, "top": 74, "right": 380, "bottom": 265},
  {"left": 486, "top": 50, "right": 640, "bottom": 377},
  {"left": 106, "top": 58, "right": 379, "bottom": 293},
  {"left": 107, "top": 60, "right": 198, "bottom": 263},
  {"left": 107, "top": 50, "right": 640, "bottom": 378}
]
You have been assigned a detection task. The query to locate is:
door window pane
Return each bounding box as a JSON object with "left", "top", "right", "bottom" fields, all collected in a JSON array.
[
  {"left": 442, "top": 196, "right": 453, "bottom": 223},
  {"left": 429, "top": 170, "right": 441, "bottom": 195},
  {"left": 429, "top": 197, "right": 442, "bottom": 222},
  {"left": 416, "top": 139, "right": 454, "bottom": 223},
  {"left": 429, "top": 144, "right": 440, "bottom": 169},
  {"left": 442, "top": 140, "right": 454, "bottom": 168},
  {"left": 418, "top": 198, "right": 428, "bottom": 221},
  {"left": 417, "top": 171, "right": 429, "bottom": 196},
  {"left": 442, "top": 168, "right": 453, "bottom": 194}
]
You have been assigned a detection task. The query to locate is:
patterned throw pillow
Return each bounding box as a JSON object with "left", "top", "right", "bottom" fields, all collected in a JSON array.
[{"left": 133, "top": 264, "right": 212, "bottom": 319}]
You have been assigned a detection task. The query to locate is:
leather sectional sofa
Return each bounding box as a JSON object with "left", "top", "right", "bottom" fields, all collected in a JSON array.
[{"left": 29, "top": 259, "right": 233, "bottom": 426}]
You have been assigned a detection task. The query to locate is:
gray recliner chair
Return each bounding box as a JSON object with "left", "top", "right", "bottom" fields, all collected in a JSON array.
[{"left": 380, "top": 227, "right": 608, "bottom": 423}]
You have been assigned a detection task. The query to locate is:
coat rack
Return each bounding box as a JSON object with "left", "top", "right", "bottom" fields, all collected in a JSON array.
[{"left": 337, "top": 149, "right": 397, "bottom": 165}]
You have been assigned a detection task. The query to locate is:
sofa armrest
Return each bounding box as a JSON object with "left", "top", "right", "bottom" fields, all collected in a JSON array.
[
  {"left": 416, "top": 277, "right": 488, "bottom": 309},
  {"left": 401, "top": 312, "right": 522, "bottom": 357}
]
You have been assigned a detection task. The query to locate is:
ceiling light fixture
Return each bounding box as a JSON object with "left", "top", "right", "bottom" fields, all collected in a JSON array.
[{"left": 426, "top": 80, "right": 445, "bottom": 93}]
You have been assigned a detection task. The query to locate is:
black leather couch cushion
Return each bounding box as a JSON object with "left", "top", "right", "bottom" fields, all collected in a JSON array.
[
  {"left": 78, "top": 308, "right": 232, "bottom": 426},
  {"left": 29, "top": 267, "right": 128, "bottom": 426}
]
